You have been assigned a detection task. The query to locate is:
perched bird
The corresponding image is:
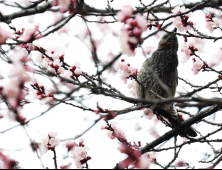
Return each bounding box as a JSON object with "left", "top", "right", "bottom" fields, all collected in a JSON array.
[{"left": 135, "top": 28, "right": 197, "bottom": 137}]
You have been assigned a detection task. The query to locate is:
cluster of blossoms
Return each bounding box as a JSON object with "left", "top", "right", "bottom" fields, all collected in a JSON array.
[
  {"left": 205, "top": 8, "right": 222, "bottom": 33},
  {"left": 115, "top": 59, "right": 138, "bottom": 94},
  {"left": 15, "top": 25, "right": 42, "bottom": 43},
  {"left": 101, "top": 121, "right": 126, "bottom": 140},
  {"left": 102, "top": 121, "right": 157, "bottom": 169},
  {"left": 33, "top": 46, "right": 82, "bottom": 78},
  {"left": 71, "top": 138, "right": 91, "bottom": 169},
  {"left": 41, "top": 131, "right": 60, "bottom": 154},
  {"left": 181, "top": 41, "right": 203, "bottom": 59},
  {"left": 31, "top": 83, "right": 55, "bottom": 101},
  {"left": 117, "top": 6, "right": 147, "bottom": 56},
  {"left": 1, "top": 47, "right": 36, "bottom": 124},
  {"left": 143, "top": 108, "right": 154, "bottom": 120},
  {"left": 95, "top": 104, "right": 117, "bottom": 120},
  {"left": 52, "top": 0, "right": 77, "bottom": 13},
  {"left": 115, "top": 59, "right": 137, "bottom": 80},
  {"left": 172, "top": 6, "right": 195, "bottom": 32},
  {"left": 0, "top": 151, "right": 18, "bottom": 169},
  {"left": 192, "top": 57, "right": 205, "bottom": 75}
]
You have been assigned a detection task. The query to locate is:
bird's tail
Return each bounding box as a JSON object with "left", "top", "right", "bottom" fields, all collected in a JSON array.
[{"left": 167, "top": 105, "right": 197, "bottom": 138}]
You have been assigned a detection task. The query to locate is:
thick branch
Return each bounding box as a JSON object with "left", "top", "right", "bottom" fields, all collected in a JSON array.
[{"left": 114, "top": 104, "right": 222, "bottom": 169}]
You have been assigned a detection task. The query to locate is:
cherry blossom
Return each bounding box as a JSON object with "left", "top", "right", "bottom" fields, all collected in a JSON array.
[
  {"left": 102, "top": 121, "right": 126, "bottom": 140},
  {"left": 117, "top": 6, "right": 147, "bottom": 56},
  {"left": 115, "top": 59, "right": 138, "bottom": 78},
  {"left": 40, "top": 131, "right": 60, "bottom": 154},
  {"left": 0, "top": 25, "right": 12, "bottom": 44},
  {"left": 135, "top": 153, "right": 151, "bottom": 169},
  {"left": 65, "top": 140, "right": 77, "bottom": 151},
  {"left": 49, "top": 131, "right": 58, "bottom": 138},
  {"left": 181, "top": 41, "right": 203, "bottom": 59},
  {"left": 116, "top": 5, "right": 133, "bottom": 22},
  {"left": 205, "top": 8, "right": 222, "bottom": 33},
  {"left": 19, "top": 25, "right": 42, "bottom": 42},
  {"left": 71, "top": 138, "right": 91, "bottom": 169},
  {"left": 192, "top": 57, "right": 204, "bottom": 75},
  {"left": 172, "top": 6, "right": 195, "bottom": 32}
]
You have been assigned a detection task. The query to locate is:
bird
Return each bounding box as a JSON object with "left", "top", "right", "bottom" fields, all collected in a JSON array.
[{"left": 135, "top": 28, "right": 197, "bottom": 138}]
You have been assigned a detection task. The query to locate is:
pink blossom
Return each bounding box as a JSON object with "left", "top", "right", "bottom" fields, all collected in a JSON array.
[
  {"left": 171, "top": 6, "right": 181, "bottom": 14},
  {"left": 53, "top": 59, "right": 62, "bottom": 67},
  {"left": 48, "top": 131, "right": 58, "bottom": 138},
  {"left": 209, "top": 8, "right": 216, "bottom": 15},
  {"left": 110, "top": 121, "right": 117, "bottom": 130},
  {"left": 0, "top": 25, "right": 12, "bottom": 44},
  {"left": 41, "top": 145, "right": 48, "bottom": 154},
  {"left": 61, "top": 70, "right": 73, "bottom": 79},
  {"left": 213, "top": 18, "right": 222, "bottom": 27},
  {"left": 4, "top": 79, "right": 20, "bottom": 98},
  {"left": 58, "top": 67, "right": 65, "bottom": 74},
  {"left": 41, "top": 135, "right": 49, "bottom": 146},
  {"left": 205, "top": 22, "right": 215, "bottom": 33},
  {"left": 11, "top": 48, "right": 29, "bottom": 62},
  {"left": 117, "top": 142, "right": 129, "bottom": 153},
  {"left": 107, "top": 131, "right": 115, "bottom": 140},
  {"left": 172, "top": 6, "right": 194, "bottom": 32},
  {"left": 135, "top": 14, "right": 147, "bottom": 31},
  {"left": 65, "top": 140, "right": 77, "bottom": 151},
  {"left": 120, "top": 27, "right": 136, "bottom": 57},
  {"left": 46, "top": 46, "right": 64, "bottom": 60},
  {"left": 72, "top": 146, "right": 90, "bottom": 161},
  {"left": 42, "top": 58, "right": 50, "bottom": 68},
  {"left": 143, "top": 108, "right": 154, "bottom": 120},
  {"left": 172, "top": 6, "right": 191, "bottom": 16},
  {"left": 192, "top": 58, "right": 203, "bottom": 75},
  {"left": 20, "top": 25, "right": 41, "bottom": 42},
  {"left": 115, "top": 61, "right": 128, "bottom": 72},
  {"left": 9, "top": 64, "right": 26, "bottom": 77},
  {"left": 32, "top": 51, "right": 43, "bottom": 64},
  {"left": 181, "top": 41, "right": 202, "bottom": 58},
  {"left": 74, "top": 68, "right": 82, "bottom": 76},
  {"left": 173, "top": 16, "right": 184, "bottom": 32},
  {"left": 101, "top": 124, "right": 106, "bottom": 130},
  {"left": 135, "top": 153, "right": 151, "bottom": 169},
  {"left": 49, "top": 138, "right": 60, "bottom": 147},
  {"left": 148, "top": 152, "right": 157, "bottom": 162},
  {"left": 123, "top": 66, "right": 134, "bottom": 77},
  {"left": 116, "top": 5, "right": 133, "bottom": 22},
  {"left": 79, "top": 138, "right": 84, "bottom": 143}
]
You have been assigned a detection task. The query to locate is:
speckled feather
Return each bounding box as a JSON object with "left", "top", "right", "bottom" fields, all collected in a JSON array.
[{"left": 135, "top": 32, "right": 197, "bottom": 137}]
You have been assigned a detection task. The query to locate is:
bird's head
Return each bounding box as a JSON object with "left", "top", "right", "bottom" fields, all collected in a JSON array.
[{"left": 158, "top": 28, "right": 178, "bottom": 52}]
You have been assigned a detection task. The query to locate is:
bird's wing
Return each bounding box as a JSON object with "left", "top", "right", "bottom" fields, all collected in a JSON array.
[{"left": 135, "top": 57, "right": 154, "bottom": 99}]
